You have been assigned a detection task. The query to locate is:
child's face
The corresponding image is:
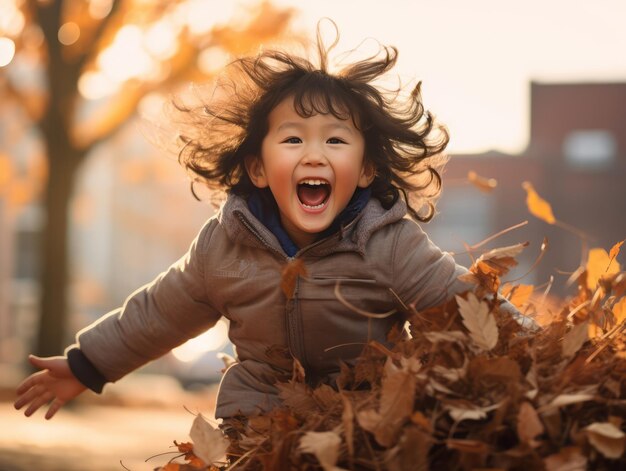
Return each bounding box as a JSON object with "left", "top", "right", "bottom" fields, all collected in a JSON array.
[{"left": 246, "top": 97, "right": 374, "bottom": 248}]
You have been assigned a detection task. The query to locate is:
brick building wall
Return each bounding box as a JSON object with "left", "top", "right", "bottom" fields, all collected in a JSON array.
[{"left": 431, "top": 82, "right": 626, "bottom": 294}]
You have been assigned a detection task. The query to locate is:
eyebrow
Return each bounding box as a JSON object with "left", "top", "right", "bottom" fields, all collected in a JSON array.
[{"left": 276, "top": 122, "right": 355, "bottom": 134}]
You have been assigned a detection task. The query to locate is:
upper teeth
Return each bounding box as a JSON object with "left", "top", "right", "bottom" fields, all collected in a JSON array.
[{"left": 300, "top": 179, "right": 328, "bottom": 186}]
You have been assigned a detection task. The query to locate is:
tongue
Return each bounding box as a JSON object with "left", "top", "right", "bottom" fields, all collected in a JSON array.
[{"left": 298, "top": 185, "right": 329, "bottom": 206}]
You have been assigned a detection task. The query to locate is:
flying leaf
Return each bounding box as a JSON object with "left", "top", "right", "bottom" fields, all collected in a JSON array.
[
  {"left": 468, "top": 170, "right": 497, "bottom": 193},
  {"left": 562, "top": 321, "right": 589, "bottom": 358},
  {"left": 281, "top": 258, "right": 307, "bottom": 299},
  {"left": 613, "top": 297, "right": 626, "bottom": 325},
  {"left": 188, "top": 414, "right": 229, "bottom": 466},
  {"left": 172, "top": 441, "right": 205, "bottom": 468},
  {"left": 298, "top": 430, "right": 343, "bottom": 471},
  {"left": 584, "top": 422, "right": 625, "bottom": 459},
  {"left": 456, "top": 293, "right": 498, "bottom": 350},
  {"left": 517, "top": 402, "right": 544, "bottom": 445},
  {"left": 522, "top": 181, "right": 556, "bottom": 224},
  {"left": 608, "top": 240, "right": 624, "bottom": 269},
  {"left": 586, "top": 248, "right": 621, "bottom": 290},
  {"left": 465, "top": 243, "right": 528, "bottom": 296},
  {"left": 501, "top": 283, "right": 534, "bottom": 308},
  {"left": 478, "top": 242, "right": 528, "bottom": 275}
]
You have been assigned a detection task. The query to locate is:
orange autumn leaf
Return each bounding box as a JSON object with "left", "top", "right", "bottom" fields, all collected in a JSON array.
[
  {"left": 160, "top": 464, "right": 181, "bottom": 471},
  {"left": 591, "top": 297, "right": 626, "bottom": 339},
  {"left": 173, "top": 440, "right": 205, "bottom": 468},
  {"left": 522, "top": 181, "right": 556, "bottom": 224},
  {"left": 613, "top": 297, "right": 626, "bottom": 326},
  {"left": 586, "top": 248, "right": 621, "bottom": 290},
  {"left": 174, "top": 441, "right": 194, "bottom": 453},
  {"left": 460, "top": 243, "right": 527, "bottom": 296},
  {"left": 517, "top": 401, "right": 544, "bottom": 445},
  {"left": 281, "top": 258, "right": 307, "bottom": 299},
  {"left": 608, "top": 240, "right": 624, "bottom": 270},
  {"left": 501, "top": 283, "right": 534, "bottom": 308},
  {"left": 468, "top": 170, "right": 497, "bottom": 193},
  {"left": 588, "top": 323, "right": 603, "bottom": 340},
  {"left": 410, "top": 410, "right": 432, "bottom": 433}
]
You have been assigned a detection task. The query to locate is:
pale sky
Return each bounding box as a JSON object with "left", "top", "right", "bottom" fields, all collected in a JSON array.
[{"left": 273, "top": 0, "right": 626, "bottom": 154}]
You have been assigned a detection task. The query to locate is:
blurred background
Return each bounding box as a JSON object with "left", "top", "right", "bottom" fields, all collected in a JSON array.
[{"left": 0, "top": 0, "right": 624, "bottom": 469}]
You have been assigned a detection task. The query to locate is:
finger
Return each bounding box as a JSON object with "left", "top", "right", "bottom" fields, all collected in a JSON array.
[
  {"left": 24, "top": 391, "right": 54, "bottom": 417},
  {"left": 16, "top": 369, "right": 50, "bottom": 395},
  {"left": 28, "top": 355, "right": 60, "bottom": 370},
  {"left": 15, "top": 384, "right": 46, "bottom": 410},
  {"left": 45, "top": 399, "right": 65, "bottom": 420}
]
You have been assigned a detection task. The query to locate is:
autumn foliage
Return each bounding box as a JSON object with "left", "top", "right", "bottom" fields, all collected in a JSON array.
[{"left": 153, "top": 183, "right": 625, "bottom": 470}]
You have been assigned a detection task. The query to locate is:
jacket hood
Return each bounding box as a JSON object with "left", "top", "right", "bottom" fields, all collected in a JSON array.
[{"left": 218, "top": 193, "right": 408, "bottom": 257}]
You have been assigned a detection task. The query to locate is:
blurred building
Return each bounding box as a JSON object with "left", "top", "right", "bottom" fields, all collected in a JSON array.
[{"left": 429, "top": 81, "right": 626, "bottom": 293}]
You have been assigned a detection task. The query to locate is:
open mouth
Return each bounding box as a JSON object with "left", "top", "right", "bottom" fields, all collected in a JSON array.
[{"left": 297, "top": 179, "right": 331, "bottom": 209}]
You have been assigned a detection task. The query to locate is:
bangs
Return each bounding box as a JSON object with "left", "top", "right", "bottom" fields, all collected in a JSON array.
[{"left": 288, "top": 73, "right": 357, "bottom": 124}]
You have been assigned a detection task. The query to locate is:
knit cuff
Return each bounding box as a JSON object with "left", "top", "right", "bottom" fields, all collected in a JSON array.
[{"left": 66, "top": 347, "right": 107, "bottom": 393}]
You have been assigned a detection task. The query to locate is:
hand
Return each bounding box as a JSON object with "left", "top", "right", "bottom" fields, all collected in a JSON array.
[{"left": 14, "top": 355, "right": 87, "bottom": 420}]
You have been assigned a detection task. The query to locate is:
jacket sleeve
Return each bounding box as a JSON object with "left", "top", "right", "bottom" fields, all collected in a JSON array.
[
  {"left": 392, "top": 219, "right": 539, "bottom": 331},
  {"left": 392, "top": 219, "right": 471, "bottom": 312},
  {"left": 69, "top": 219, "right": 222, "bottom": 383}
]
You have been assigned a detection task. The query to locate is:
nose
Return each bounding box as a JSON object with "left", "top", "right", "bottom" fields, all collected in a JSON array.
[{"left": 300, "top": 144, "right": 327, "bottom": 166}]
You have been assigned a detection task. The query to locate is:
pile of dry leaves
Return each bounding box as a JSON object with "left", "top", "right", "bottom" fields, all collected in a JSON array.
[{"left": 153, "top": 239, "right": 625, "bottom": 471}]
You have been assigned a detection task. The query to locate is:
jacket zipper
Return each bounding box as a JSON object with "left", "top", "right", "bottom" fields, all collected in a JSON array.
[
  {"left": 289, "top": 275, "right": 308, "bottom": 370},
  {"left": 236, "top": 213, "right": 308, "bottom": 369},
  {"left": 237, "top": 211, "right": 364, "bottom": 376}
]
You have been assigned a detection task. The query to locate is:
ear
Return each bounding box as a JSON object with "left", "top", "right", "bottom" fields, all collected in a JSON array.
[
  {"left": 358, "top": 160, "right": 376, "bottom": 188},
  {"left": 244, "top": 155, "right": 269, "bottom": 188}
]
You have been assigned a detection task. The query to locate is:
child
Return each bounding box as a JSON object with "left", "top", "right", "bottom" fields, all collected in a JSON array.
[{"left": 15, "top": 25, "right": 537, "bottom": 422}]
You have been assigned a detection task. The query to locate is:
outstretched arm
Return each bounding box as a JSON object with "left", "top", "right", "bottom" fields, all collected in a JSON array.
[
  {"left": 392, "top": 220, "right": 539, "bottom": 332},
  {"left": 14, "top": 355, "right": 87, "bottom": 419}
]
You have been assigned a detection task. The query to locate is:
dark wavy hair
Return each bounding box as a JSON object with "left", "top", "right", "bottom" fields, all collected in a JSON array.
[{"left": 172, "top": 23, "right": 449, "bottom": 221}]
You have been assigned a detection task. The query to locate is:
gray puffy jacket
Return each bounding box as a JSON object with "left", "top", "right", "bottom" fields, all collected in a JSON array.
[{"left": 71, "top": 194, "right": 503, "bottom": 418}]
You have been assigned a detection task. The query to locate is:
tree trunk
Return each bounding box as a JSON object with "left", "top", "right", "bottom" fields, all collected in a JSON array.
[
  {"left": 32, "top": 0, "right": 84, "bottom": 357},
  {"left": 34, "top": 72, "right": 83, "bottom": 356},
  {"left": 35, "top": 140, "right": 82, "bottom": 357}
]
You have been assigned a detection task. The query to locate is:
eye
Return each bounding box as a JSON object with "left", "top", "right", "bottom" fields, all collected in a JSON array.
[
  {"left": 327, "top": 137, "right": 346, "bottom": 144},
  {"left": 282, "top": 137, "right": 302, "bottom": 144}
]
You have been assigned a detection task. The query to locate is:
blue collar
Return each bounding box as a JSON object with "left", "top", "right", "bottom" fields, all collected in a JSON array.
[{"left": 247, "top": 187, "right": 372, "bottom": 257}]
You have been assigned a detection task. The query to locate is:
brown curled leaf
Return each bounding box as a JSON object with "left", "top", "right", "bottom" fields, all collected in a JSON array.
[{"left": 281, "top": 258, "right": 307, "bottom": 299}]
